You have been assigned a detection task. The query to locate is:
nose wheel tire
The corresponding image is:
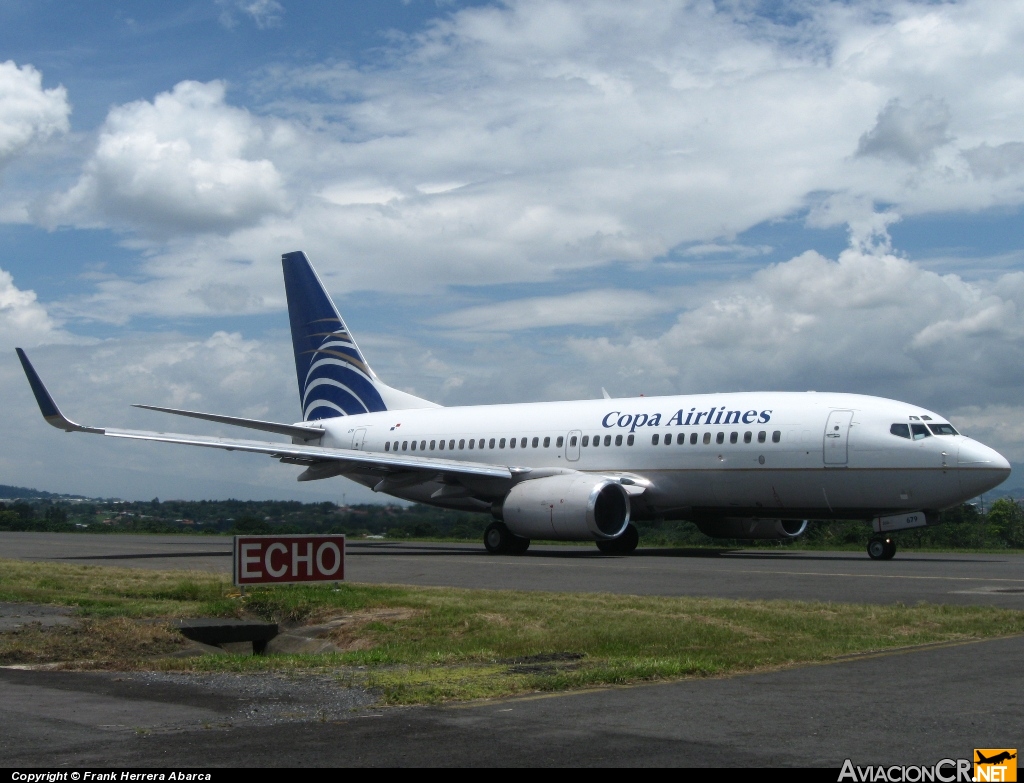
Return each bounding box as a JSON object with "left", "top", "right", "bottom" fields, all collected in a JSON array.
[
  {"left": 596, "top": 523, "right": 639, "bottom": 555},
  {"left": 867, "top": 536, "right": 896, "bottom": 560},
  {"left": 484, "top": 521, "right": 530, "bottom": 555}
]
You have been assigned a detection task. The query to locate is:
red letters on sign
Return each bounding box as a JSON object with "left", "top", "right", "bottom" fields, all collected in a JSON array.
[{"left": 233, "top": 535, "right": 345, "bottom": 585}]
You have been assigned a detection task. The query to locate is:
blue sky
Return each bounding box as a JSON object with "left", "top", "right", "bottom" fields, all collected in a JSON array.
[{"left": 1, "top": 0, "right": 1023, "bottom": 502}]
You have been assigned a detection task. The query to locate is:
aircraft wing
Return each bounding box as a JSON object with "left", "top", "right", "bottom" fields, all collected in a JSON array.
[{"left": 15, "top": 348, "right": 515, "bottom": 483}]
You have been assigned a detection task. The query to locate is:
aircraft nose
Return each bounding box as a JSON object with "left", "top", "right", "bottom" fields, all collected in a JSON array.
[{"left": 958, "top": 439, "right": 1011, "bottom": 497}]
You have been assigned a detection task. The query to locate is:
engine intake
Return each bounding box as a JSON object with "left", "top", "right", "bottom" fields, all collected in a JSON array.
[
  {"left": 501, "top": 474, "right": 630, "bottom": 541},
  {"left": 696, "top": 518, "right": 808, "bottom": 540}
]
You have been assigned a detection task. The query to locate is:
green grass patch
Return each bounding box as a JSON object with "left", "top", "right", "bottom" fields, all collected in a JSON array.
[{"left": 2, "top": 558, "right": 1023, "bottom": 704}]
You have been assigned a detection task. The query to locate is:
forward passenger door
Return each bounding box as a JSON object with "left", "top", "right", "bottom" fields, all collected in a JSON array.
[{"left": 823, "top": 411, "right": 853, "bottom": 465}]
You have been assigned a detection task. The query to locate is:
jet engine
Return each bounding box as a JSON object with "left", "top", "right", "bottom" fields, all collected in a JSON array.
[
  {"left": 499, "top": 474, "right": 631, "bottom": 541},
  {"left": 695, "top": 518, "right": 808, "bottom": 540}
]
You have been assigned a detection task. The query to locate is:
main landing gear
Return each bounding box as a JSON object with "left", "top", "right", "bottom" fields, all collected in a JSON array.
[
  {"left": 596, "top": 523, "right": 639, "bottom": 555},
  {"left": 867, "top": 536, "right": 896, "bottom": 561},
  {"left": 484, "top": 521, "right": 530, "bottom": 555}
]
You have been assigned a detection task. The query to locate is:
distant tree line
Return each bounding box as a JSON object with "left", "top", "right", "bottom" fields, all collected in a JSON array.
[{"left": 0, "top": 494, "right": 1022, "bottom": 550}]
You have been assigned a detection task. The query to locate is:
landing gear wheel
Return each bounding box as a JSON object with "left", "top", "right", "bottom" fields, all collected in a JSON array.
[
  {"left": 595, "top": 523, "right": 639, "bottom": 555},
  {"left": 867, "top": 536, "right": 894, "bottom": 560},
  {"left": 508, "top": 535, "right": 531, "bottom": 555},
  {"left": 484, "top": 521, "right": 512, "bottom": 554}
]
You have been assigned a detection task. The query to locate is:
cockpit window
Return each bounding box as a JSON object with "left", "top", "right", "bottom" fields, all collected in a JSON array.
[
  {"left": 890, "top": 423, "right": 911, "bottom": 439},
  {"left": 910, "top": 423, "right": 931, "bottom": 440},
  {"left": 928, "top": 423, "right": 958, "bottom": 436}
]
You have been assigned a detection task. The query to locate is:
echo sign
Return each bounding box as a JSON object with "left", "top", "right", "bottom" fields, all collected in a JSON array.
[{"left": 233, "top": 535, "right": 345, "bottom": 586}]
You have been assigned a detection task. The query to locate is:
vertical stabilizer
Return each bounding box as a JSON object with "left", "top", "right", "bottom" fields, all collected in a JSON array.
[{"left": 282, "top": 251, "right": 438, "bottom": 420}]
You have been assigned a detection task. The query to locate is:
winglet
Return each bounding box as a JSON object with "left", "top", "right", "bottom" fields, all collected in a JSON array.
[{"left": 15, "top": 348, "right": 103, "bottom": 433}]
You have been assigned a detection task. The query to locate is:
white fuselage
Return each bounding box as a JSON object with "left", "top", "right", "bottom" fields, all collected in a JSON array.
[{"left": 310, "top": 391, "right": 1010, "bottom": 521}]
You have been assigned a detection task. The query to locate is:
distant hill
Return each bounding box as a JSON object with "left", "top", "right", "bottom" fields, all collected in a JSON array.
[{"left": 0, "top": 484, "right": 90, "bottom": 500}]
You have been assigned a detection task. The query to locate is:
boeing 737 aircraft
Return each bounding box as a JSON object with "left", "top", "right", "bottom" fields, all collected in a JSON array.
[{"left": 17, "top": 252, "right": 1011, "bottom": 560}]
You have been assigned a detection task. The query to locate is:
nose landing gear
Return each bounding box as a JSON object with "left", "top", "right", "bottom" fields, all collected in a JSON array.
[{"left": 867, "top": 536, "right": 896, "bottom": 560}]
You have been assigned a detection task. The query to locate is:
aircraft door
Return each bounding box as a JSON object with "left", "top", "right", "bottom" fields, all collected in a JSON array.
[
  {"left": 351, "top": 428, "right": 367, "bottom": 450},
  {"left": 823, "top": 411, "right": 853, "bottom": 465},
  {"left": 566, "top": 430, "right": 581, "bottom": 462}
]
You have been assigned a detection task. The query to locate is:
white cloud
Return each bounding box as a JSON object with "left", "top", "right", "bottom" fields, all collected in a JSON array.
[
  {"left": 433, "top": 289, "right": 673, "bottom": 332},
  {"left": 567, "top": 237, "right": 1024, "bottom": 419},
  {"left": 46, "top": 80, "right": 289, "bottom": 235},
  {"left": 856, "top": 96, "right": 953, "bottom": 164},
  {"left": 0, "top": 266, "right": 76, "bottom": 349},
  {"left": 218, "top": 0, "right": 284, "bottom": 30},
  {"left": 39, "top": 0, "right": 1024, "bottom": 315},
  {"left": 0, "top": 60, "right": 69, "bottom": 167}
]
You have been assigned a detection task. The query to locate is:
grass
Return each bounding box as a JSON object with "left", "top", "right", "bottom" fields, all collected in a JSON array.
[{"left": 2, "top": 557, "right": 1024, "bottom": 703}]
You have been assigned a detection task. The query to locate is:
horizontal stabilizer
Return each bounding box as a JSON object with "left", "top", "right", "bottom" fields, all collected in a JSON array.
[{"left": 132, "top": 404, "right": 325, "bottom": 441}]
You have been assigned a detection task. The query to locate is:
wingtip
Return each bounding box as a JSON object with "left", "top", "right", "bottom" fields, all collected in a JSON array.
[{"left": 15, "top": 348, "right": 95, "bottom": 432}]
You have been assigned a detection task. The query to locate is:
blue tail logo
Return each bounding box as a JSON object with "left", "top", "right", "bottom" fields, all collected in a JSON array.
[{"left": 282, "top": 251, "right": 387, "bottom": 420}]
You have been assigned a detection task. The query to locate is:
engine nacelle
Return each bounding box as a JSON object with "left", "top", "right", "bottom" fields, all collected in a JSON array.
[
  {"left": 695, "top": 518, "right": 808, "bottom": 540},
  {"left": 501, "top": 474, "right": 631, "bottom": 541}
]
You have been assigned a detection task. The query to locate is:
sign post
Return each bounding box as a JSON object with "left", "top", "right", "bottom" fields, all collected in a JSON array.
[{"left": 233, "top": 534, "right": 345, "bottom": 587}]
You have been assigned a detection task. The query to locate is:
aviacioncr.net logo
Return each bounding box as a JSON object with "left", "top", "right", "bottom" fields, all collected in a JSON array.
[{"left": 838, "top": 759, "right": 973, "bottom": 782}]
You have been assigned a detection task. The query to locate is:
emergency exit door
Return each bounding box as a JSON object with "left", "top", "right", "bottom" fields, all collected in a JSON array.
[{"left": 823, "top": 410, "right": 853, "bottom": 465}]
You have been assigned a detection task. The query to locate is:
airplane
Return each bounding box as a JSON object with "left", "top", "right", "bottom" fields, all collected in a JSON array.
[
  {"left": 16, "top": 251, "right": 1012, "bottom": 560},
  {"left": 976, "top": 752, "right": 1016, "bottom": 765}
]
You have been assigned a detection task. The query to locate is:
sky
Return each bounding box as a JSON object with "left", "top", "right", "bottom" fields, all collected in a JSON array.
[{"left": 1, "top": 0, "right": 1023, "bottom": 503}]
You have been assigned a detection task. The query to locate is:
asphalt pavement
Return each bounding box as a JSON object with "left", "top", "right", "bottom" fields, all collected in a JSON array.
[
  {"left": 1, "top": 633, "right": 1019, "bottom": 767},
  {"left": 2, "top": 532, "right": 1023, "bottom": 607}
]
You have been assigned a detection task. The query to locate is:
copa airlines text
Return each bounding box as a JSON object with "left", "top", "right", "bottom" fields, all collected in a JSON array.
[{"left": 17, "top": 251, "right": 1011, "bottom": 560}]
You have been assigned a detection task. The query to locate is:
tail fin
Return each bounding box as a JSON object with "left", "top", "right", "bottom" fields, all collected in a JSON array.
[{"left": 282, "top": 251, "right": 438, "bottom": 420}]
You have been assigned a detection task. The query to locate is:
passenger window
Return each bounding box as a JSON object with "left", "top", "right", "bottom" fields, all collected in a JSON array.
[
  {"left": 385, "top": 442, "right": 390, "bottom": 452},
  {"left": 468, "top": 439, "right": 474, "bottom": 449},
  {"left": 690, "top": 433, "right": 697, "bottom": 445},
  {"left": 652, "top": 434, "right": 660, "bottom": 445},
  {"left": 421, "top": 440, "right": 426, "bottom": 450},
  {"left": 509, "top": 438, "right": 516, "bottom": 449},
  {"left": 532, "top": 437, "right": 539, "bottom": 448},
  {"left": 703, "top": 433, "right": 711, "bottom": 444},
  {"left": 499, "top": 438, "right": 506, "bottom": 448},
  {"left": 430, "top": 440, "right": 436, "bottom": 450},
  {"left": 594, "top": 436, "right": 600, "bottom": 447},
  {"left": 459, "top": 439, "right": 465, "bottom": 449},
  {"left": 729, "top": 432, "right": 737, "bottom": 444},
  {"left": 744, "top": 431, "right": 751, "bottom": 443},
  {"left": 411, "top": 441, "right": 417, "bottom": 451},
  {"left": 627, "top": 434, "right": 634, "bottom": 446},
  {"left": 604, "top": 435, "right": 611, "bottom": 446},
  {"left": 402, "top": 441, "right": 408, "bottom": 450},
  {"left": 615, "top": 434, "right": 622, "bottom": 446},
  {"left": 558, "top": 436, "right": 565, "bottom": 447},
  {"left": 758, "top": 431, "right": 766, "bottom": 443},
  {"left": 582, "top": 435, "right": 590, "bottom": 447},
  {"left": 489, "top": 438, "right": 495, "bottom": 449},
  {"left": 890, "top": 423, "right": 911, "bottom": 439},
  {"left": 439, "top": 440, "right": 445, "bottom": 450},
  {"left": 772, "top": 431, "right": 781, "bottom": 443},
  {"left": 716, "top": 432, "right": 724, "bottom": 445},
  {"left": 543, "top": 437, "right": 550, "bottom": 447},
  {"left": 664, "top": 433, "right": 671, "bottom": 446},
  {"left": 928, "top": 423, "right": 958, "bottom": 436},
  {"left": 521, "top": 438, "right": 527, "bottom": 448},
  {"left": 911, "top": 424, "right": 931, "bottom": 440},
  {"left": 569, "top": 436, "right": 577, "bottom": 447},
  {"left": 676, "top": 433, "right": 685, "bottom": 445}
]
